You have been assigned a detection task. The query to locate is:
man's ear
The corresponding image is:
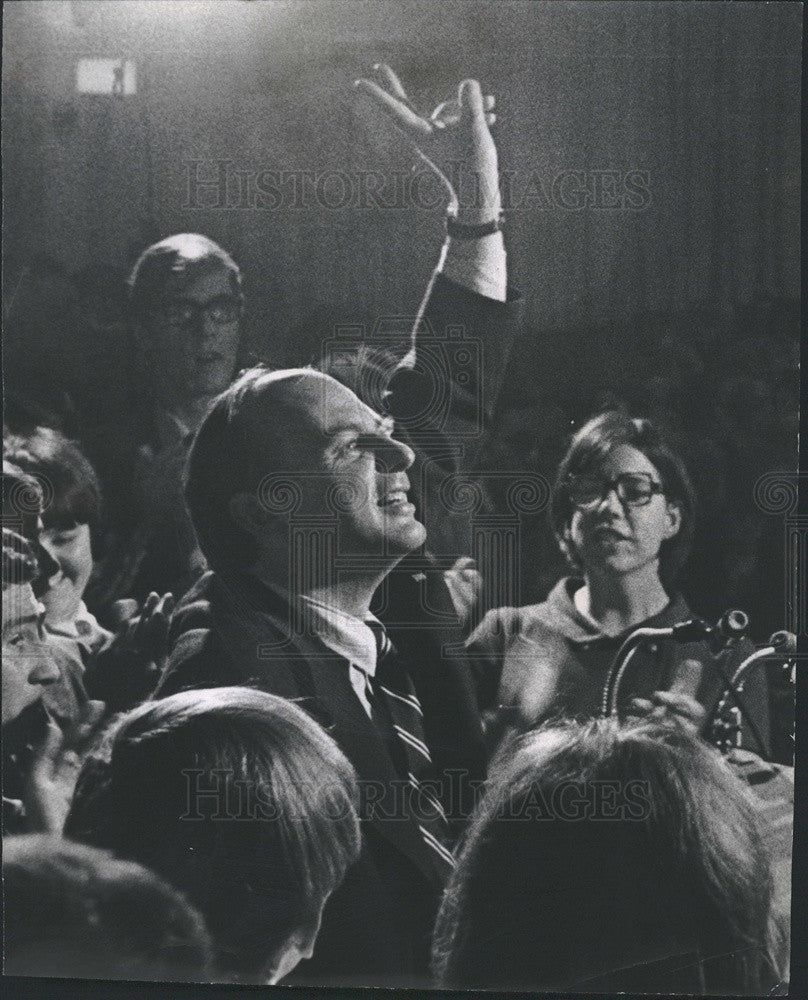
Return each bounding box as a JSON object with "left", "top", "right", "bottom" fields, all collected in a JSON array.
[
  {"left": 229, "top": 492, "right": 271, "bottom": 539},
  {"left": 664, "top": 500, "right": 682, "bottom": 539}
]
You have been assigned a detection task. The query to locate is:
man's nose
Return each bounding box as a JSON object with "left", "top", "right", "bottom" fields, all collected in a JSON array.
[
  {"left": 27, "top": 646, "right": 61, "bottom": 685},
  {"left": 374, "top": 435, "right": 415, "bottom": 473}
]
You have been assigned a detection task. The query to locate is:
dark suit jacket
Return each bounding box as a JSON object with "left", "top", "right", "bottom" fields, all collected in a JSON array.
[
  {"left": 382, "top": 273, "right": 523, "bottom": 560},
  {"left": 156, "top": 570, "right": 486, "bottom": 987},
  {"left": 155, "top": 274, "right": 520, "bottom": 984}
]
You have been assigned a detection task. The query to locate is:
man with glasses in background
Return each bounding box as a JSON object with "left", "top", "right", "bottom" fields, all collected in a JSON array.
[{"left": 89, "top": 234, "right": 244, "bottom": 608}]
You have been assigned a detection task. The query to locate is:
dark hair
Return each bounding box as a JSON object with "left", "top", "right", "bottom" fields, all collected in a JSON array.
[
  {"left": 549, "top": 411, "right": 696, "bottom": 589},
  {"left": 128, "top": 233, "right": 242, "bottom": 321},
  {"left": 65, "top": 687, "right": 360, "bottom": 979},
  {"left": 432, "top": 716, "right": 779, "bottom": 993},
  {"left": 3, "top": 834, "right": 213, "bottom": 981},
  {"left": 4, "top": 428, "right": 104, "bottom": 549},
  {"left": 184, "top": 365, "right": 320, "bottom": 572}
]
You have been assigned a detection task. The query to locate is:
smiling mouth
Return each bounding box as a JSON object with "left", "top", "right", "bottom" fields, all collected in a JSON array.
[
  {"left": 377, "top": 490, "right": 412, "bottom": 509},
  {"left": 593, "top": 526, "right": 631, "bottom": 541}
]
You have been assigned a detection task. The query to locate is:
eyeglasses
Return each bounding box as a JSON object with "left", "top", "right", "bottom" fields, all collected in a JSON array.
[
  {"left": 155, "top": 294, "right": 242, "bottom": 329},
  {"left": 568, "top": 472, "right": 665, "bottom": 510}
]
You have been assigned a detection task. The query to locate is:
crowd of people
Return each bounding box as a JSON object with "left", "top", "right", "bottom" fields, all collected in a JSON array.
[{"left": 2, "top": 65, "right": 794, "bottom": 991}]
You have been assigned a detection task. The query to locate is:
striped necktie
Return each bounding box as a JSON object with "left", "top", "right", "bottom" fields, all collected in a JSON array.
[{"left": 367, "top": 621, "right": 455, "bottom": 881}]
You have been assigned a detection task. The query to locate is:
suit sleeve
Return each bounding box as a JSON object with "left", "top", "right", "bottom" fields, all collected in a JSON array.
[{"left": 387, "top": 274, "right": 523, "bottom": 469}]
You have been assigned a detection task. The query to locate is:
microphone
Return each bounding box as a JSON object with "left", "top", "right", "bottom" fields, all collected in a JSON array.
[
  {"left": 651, "top": 612, "right": 750, "bottom": 648},
  {"left": 601, "top": 613, "right": 752, "bottom": 718},
  {"left": 601, "top": 621, "right": 708, "bottom": 717},
  {"left": 669, "top": 619, "right": 711, "bottom": 642},
  {"left": 769, "top": 630, "right": 797, "bottom": 654},
  {"left": 709, "top": 628, "right": 796, "bottom": 752},
  {"left": 718, "top": 609, "right": 750, "bottom": 638},
  {"left": 702, "top": 609, "right": 750, "bottom": 652}
]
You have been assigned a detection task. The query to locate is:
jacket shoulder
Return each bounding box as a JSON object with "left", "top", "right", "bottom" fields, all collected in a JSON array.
[{"left": 159, "top": 572, "right": 311, "bottom": 703}]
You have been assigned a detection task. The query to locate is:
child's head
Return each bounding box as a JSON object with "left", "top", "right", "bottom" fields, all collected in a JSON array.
[
  {"left": 4, "top": 834, "right": 213, "bottom": 981},
  {"left": 433, "top": 716, "right": 778, "bottom": 993},
  {"left": 4, "top": 427, "right": 103, "bottom": 625},
  {"left": 65, "top": 686, "right": 361, "bottom": 983}
]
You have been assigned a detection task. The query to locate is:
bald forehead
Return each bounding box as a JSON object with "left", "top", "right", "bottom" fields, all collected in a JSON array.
[{"left": 251, "top": 370, "right": 387, "bottom": 435}]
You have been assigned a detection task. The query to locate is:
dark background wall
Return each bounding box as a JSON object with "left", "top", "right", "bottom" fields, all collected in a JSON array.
[{"left": 2, "top": 0, "right": 801, "bottom": 637}]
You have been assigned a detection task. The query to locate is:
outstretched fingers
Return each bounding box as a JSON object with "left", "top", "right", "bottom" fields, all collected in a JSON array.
[
  {"left": 353, "top": 78, "right": 433, "bottom": 138},
  {"left": 459, "top": 78, "right": 485, "bottom": 121},
  {"left": 372, "top": 63, "right": 413, "bottom": 109}
]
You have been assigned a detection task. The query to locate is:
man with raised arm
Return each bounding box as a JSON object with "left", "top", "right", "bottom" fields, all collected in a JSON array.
[{"left": 156, "top": 67, "right": 520, "bottom": 987}]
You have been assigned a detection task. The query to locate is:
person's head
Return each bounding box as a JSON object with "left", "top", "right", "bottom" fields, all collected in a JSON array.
[
  {"left": 185, "top": 366, "right": 425, "bottom": 579},
  {"left": 65, "top": 687, "right": 361, "bottom": 983},
  {"left": 128, "top": 234, "right": 242, "bottom": 403},
  {"left": 3, "top": 835, "right": 213, "bottom": 981},
  {"left": 2, "top": 463, "right": 61, "bottom": 725},
  {"left": 2, "top": 527, "right": 60, "bottom": 726},
  {"left": 550, "top": 412, "right": 696, "bottom": 592},
  {"left": 4, "top": 428, "right": 103, "bottom": 626},
  {"left": 432, "top": 716, "right": 778, "bottom": 993}
]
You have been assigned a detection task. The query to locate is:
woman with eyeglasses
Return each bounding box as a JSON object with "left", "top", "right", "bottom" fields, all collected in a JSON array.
[{"left": 468, "top": 411, "right": 771, "bottom": 755}]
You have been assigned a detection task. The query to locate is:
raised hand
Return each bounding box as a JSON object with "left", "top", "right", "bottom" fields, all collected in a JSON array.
[
  {"left": 628, "top": 690, "right": 707, "bottom": 735},
  {"left": 444, "top": 556, "right": 483, "bottom": 626},
  {"left": 22, "top": 701, "right": 103, "bottom": 832},
  {"left": 354, "top": 64, "right": 499, "bottom": 223},
  {"left": 110, "top": 590, "right": 175, "bottom": 668},
  {"left": 85, "top": 592, "right": 175, "bottom": 712}
]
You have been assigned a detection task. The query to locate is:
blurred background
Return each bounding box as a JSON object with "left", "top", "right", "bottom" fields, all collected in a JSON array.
[{"left": 2, "top": 0, "right": 801, "bottom": 638}]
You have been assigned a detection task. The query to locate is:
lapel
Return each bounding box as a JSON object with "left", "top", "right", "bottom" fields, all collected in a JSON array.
[
  {"left": 218, "top": 574, "right": 442, "bottom": 884},
  {"left": 381, "top": 566, "right": 486, "bottom": 784}
]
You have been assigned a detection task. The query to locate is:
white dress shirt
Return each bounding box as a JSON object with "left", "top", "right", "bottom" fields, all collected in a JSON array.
[{"left": 298, "top": 594, "right": 384, "bottom": 719}]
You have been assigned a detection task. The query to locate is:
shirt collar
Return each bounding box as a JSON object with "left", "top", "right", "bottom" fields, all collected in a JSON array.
[
  {"left": 294, "top": 594, "right": 380, "bottom": 678},
  {"left": 234, "top": 573, "right": 382, "bottom": 677},
  {"left": 543, "top": 577, "right": 691, "bottom": 646}
]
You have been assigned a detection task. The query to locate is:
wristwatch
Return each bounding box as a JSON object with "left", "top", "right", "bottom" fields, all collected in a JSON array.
[{"left": 445, "top": 214, "right": 502, "bottom": 239}]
